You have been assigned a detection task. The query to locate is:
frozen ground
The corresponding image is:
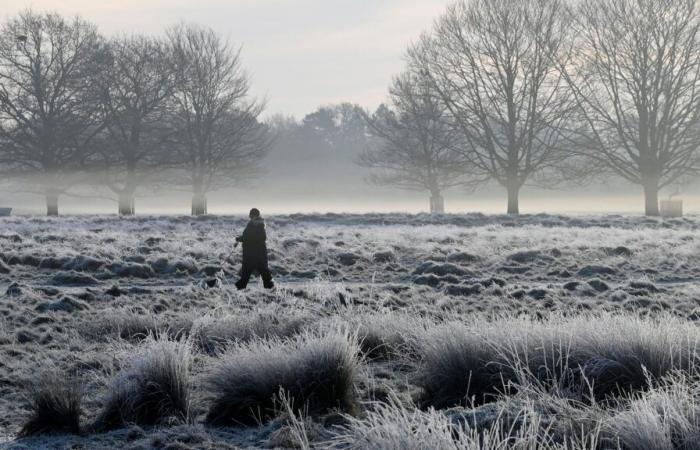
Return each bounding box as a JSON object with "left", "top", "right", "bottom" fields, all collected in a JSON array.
[{"left": 2, "top": 213, "right": 700, "bottom": 449}]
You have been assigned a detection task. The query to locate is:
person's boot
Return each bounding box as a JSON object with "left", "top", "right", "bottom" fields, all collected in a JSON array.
[
  {"left": 235, "top": 280, "right": 246, "bottom": 290},
  {"left": 263, "top": 280, "right": 275, "bottom": 289}
]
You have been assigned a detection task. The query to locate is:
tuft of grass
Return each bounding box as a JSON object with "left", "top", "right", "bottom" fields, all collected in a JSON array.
[
  {"left": 191, "top": 311, "right": 311, "bottom": 354},
  {"left": 605, "top": 374, "right": 700, "bottom": 450},
  {"left": 326, "top": 396, "right": 585, "bottom": 450},
  {"left": 18, "top": 372, "right": 82, "bottom": 437},
  {"left": 93, "top": 335, "right": 191, "bottom": 431},
  {"left": 85, "top": 309, "right": 193, "bottom": 342},
  {"left": 570, "top": 315, "right": 700, "bottom": 400},
  {"left": 414, "top": 314, "right": 700, "bottom": 409},
  {"left": 266, "top": 389, "right": 314, "bottom": 450},
  {"left": 349, "top": 313, "right": 428, "bottom": 361},
  {"left": 415, "top": 321, "right": 516, "bottom": 409},
  {"left": 205, "top": 329, "right": 360, "bottom": 426},
  {"left": 329, "top": 399, "right": 470, "bottom": 450}
]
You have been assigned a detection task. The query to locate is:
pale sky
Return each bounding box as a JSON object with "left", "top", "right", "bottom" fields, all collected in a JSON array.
[{"left": 1, "top": 0, "right": 448, "bottom": 118}]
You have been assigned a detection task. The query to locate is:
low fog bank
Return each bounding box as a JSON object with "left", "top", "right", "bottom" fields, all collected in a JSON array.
[{"left": 3, "top": 185, "right": 700, "bottom": 216}]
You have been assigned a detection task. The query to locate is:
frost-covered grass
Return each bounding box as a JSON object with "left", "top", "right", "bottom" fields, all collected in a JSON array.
[
  {"left": 338, "top": 311, "right": 429, "bottom": 360},
  {"left": 415, "top": 315, "right": 700, "bottom": 408},
  {"left": 18, "top": 371, "right": 82, "bottom": 437},
  {"left": 205, "top": 329, "right": 360, "bottom": 426},
  {"left": 2, "top": 213, "right": 700, "bottom": 291},
  {"left": 191, "top": 310, "right": 311, "bottom": 355},
  {"left": 606, "top": 375, "right": 700, "bottom": 450},
  {"left": 93, "top": 335, "right": 192, "bottom": 431},
  {"left": 3, "top": 213, "right": 700, "bottom": 448},
  {"left": 328, "top": 397, "right": 587, "bottom": 450}
]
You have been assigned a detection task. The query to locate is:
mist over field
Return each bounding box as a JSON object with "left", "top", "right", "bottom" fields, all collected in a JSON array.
[
  {"left": 4, "top": 0, "right": 700, "bottom": 449},
  {"left": 9, "top": 183, "right": 700, "bottom": 216}
]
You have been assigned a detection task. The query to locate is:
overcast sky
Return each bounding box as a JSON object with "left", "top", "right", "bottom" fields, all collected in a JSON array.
[{"left": 2, "top": 0, "right": 447, "bottom": 118}]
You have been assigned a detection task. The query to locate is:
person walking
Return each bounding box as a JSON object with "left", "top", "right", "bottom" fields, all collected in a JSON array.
[{"left": 235, "top": 208, "right": 274, "bottom": 290}]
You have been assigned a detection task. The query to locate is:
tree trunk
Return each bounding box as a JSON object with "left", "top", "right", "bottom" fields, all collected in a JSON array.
[
  {"left": 46, "top": 194, "right": 59, "bottom": 216},
  {"left": 118, "top": 193, "right": 135, "bottom": 216},
  {"left": 192, "top": 194, "right": 207, "bottom": 216},
  {"left": 429, "top": 191, "right": 444, "bottom": 214},
  {"left": 643, "top": 179, "right": 660, "bottom": 216},
  {"left": 506, "top": 182, "right": 520, "bottom": 215}
]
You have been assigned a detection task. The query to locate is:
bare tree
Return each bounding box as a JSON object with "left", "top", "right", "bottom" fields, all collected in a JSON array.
[
  {"left": 562, "top": 0, "right": 700, "bottom": 216},
  {"left": 167, "top": 24, "right": 271, "bottom": 215},
  {"left": 95, "top": 35, "right": 176, "bottom": 215},
  {"left": 0, "top": 11, "right": 103, "bottom": 215},
  {"left": 410, "top": 0, "right": 577, "bottom": 214},
  {"left": 360, "top": 71, "right": 470, "bottom": 213}
]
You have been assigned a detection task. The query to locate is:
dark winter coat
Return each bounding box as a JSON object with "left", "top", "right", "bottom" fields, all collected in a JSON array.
[{"left": 236, "top": 217, "right": 269, "bottom": 268}]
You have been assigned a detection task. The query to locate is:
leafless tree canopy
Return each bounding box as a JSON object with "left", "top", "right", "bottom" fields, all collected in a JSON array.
[
  {"left": 167, "top": 24, "right": 272, "bottom": 215},
  {"left": 94, "top": 35, "right": 176, "bottom": 215},
  {"left": 0, "top": 11, "right": 103, "bottom": 215},
  {"left": 410, "top": 0, "right": 577, "bottom": 214},
  {"left": 0, "top": 14, "right": 270, "bottom": 216},
  {"left": 564, "top": 0, "right": 700, "bottom": 216},
  {"left": 361, "top": 71, "right": 470, "bottom": 213}
]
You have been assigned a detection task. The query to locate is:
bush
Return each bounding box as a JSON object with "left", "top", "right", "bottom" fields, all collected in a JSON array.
[
  {"left": 93, "top": 335, "right": 191, "bottom": 431},
  {"left": 206, "top": 330, "right": 359, "bottom": 426},
  {"left": 18, "top": 373, "right": 82, "bottom": 437}
]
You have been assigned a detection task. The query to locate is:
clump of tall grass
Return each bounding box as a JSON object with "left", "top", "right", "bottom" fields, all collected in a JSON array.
[
  {"left": 327, "top": 396, "right": 592, "bottom": 450},
  {"left": 415, "top": 314, "right": 700, "bottom": 409},
  {"left": 85, "top": 308, "right": 192, "bottom": 342},
  {"left": 568, "top": 315, "right": 700, "bottom": 400},
  {"left": 191, "top": 310, "right": 311, "bottom": 354},
  {"left": 605, "top": 374, "right": 700, "bottom": 450},
  {"left": 330, "top": 362, "right": 609, "bottom": 450},
  {"left": 346, "top": 312, "right": 429, "bottom": 361},
  {"left": 328, "top": 399, "right": 472, "bottom": 449},
  {"left": 18, "top": 372, "right": 82, "bottom": 437},
  {"left": 92, "top": 335, "right": 191, "bottom": 431},
  {"left": 206, "top": 329, "right": 360, "bottom": 426},
  {"left": 414, "top": 321, "right": 516, "bottom": 408},
  {"left": 265, "top": 389, "right": 318, "bottom": 450}
]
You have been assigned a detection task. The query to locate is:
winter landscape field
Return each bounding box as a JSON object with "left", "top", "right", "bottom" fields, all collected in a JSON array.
[
  {"left": 5, "top": 0, "right": 700, "bottom": 447},
  {"left": 1, "top": 213, "right": 700, "bottom": 449}
]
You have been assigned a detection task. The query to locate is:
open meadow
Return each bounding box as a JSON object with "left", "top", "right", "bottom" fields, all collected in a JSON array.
[{"left": 2, "top": 213, "right": 700, "bottom": 449}]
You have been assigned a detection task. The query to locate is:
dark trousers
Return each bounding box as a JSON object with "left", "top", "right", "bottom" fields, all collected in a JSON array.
[{"left": 236, "top": 264, "right": 274, "bottom": 289}]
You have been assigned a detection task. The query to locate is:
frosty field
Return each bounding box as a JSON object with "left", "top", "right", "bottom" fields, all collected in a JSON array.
[{"left": 2, "top": 213, "right": 700, "bottom": 449}]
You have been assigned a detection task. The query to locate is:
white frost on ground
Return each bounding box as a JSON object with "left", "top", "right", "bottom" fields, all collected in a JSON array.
[{"left": 1, "top": 213, "right": 700, "bottom": 449}]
